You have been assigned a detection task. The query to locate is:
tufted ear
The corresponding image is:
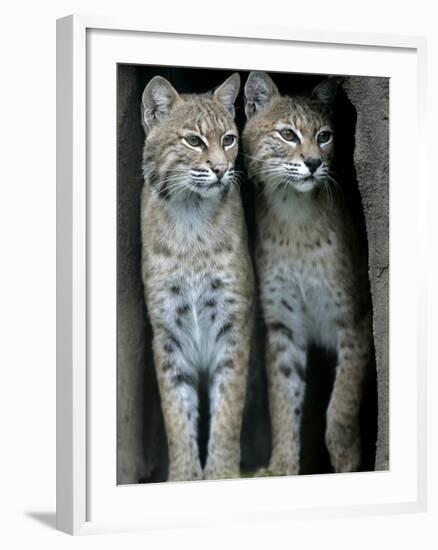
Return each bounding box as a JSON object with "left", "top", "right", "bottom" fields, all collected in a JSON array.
[
  {"left": 244, "top": 71, "right": 279, "bottom": 119},
  {"left": 141, "top": 76, "right": 180, "bottom": 132},
  {"left": 213, "top": 73, "right": 241, "bottom": 117},
  {"left": 311, "top": 77, "right": 339, "bottom": 107}
]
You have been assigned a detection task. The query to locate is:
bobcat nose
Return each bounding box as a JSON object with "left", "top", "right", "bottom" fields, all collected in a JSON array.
[
  {"left": 212, "top": 163, "right": 227, "bottom": 178},
  {"left": 304, "top": 157, "right": 322, "bottom": 174}
]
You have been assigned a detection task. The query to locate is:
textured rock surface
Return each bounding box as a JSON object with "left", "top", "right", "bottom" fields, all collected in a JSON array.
[
  {"left": 116, "top": 67, "right": 388, "bottom": 483},
  {"left": 343, "top": 77, "right": 390, "bottom": 471},
  {"left": 117, "top": 66, "right": 166, "bottom": 484}
]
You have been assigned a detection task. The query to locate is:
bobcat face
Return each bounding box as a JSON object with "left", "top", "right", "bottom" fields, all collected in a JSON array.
[
  {"left": 141, "top": 74, "right": 240, "bottom": 199},
  {"left": 262, "top": 119, "right": 334, "bottom": 193},
  {"left": 242, "top": 71, "right": 337, "bottom": 194},
  {"left": 177, "top": 122, "right": 238, "bottom": 196}
]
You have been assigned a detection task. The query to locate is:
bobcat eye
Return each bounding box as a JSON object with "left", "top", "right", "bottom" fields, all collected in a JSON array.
[
  {"left": 222, "top": 134, "right": 236, "bottom": 147},
  {"left": 317, "top": 131, "right": 332, "bottom": 144},
  {"left": 184, "top": 135, "right": 204, "bottom": 148},
  {"left": 279, "top": 128, "right": 299, "bottom": 143}
]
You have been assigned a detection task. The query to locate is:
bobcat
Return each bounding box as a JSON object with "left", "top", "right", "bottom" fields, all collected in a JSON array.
[
  {"left": 242, "top": 71, "right": 372, "bottom": 474},
  {"left": 140, "top": 73, "right": 254, "bottom": 481}
]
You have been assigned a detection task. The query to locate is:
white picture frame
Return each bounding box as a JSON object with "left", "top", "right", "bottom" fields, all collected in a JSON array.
[{"left": 56, "top": 14, "right": 427, "bottom": 535}]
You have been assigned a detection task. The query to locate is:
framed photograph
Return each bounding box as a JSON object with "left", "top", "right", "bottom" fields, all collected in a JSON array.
[{"left": 56, "top": 15, "right": 427, "bottom": 535}]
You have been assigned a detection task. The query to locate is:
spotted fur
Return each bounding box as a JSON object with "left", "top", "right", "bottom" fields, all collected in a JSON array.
[
  {"left": 140, "top": 74, "right": 254, "bottom": 481},
  {"left": 243, "top": 72, "right": 372, "bottom": 474}
]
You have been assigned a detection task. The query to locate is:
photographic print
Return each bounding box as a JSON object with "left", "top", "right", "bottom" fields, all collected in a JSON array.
[{"left": 116, "top": 65, "right": 388, "bottom": 485}]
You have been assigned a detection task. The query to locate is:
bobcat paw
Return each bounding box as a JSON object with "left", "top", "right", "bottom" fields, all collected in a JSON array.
[
  {"left": 168, "top": 460, "right": 203, "bottom": 482},
  {"left": 203, "top": 461, "right": 240, "bottom": 480},
  {"left": 251, "top": 467, "right": 287, "bottom": 478},
  {"left": 268, "top": 453, "right": 299, "bottom": 476},
  {"left": 326, "top": 415, "right": 361, "bottom": 473},
  {"left": 252, "top": 467, "right": 274, "bottom": 477}
]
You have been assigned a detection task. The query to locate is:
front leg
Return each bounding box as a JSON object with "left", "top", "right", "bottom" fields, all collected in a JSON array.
[
  {"left": 153, "top": 332, "right": 202, "bottom": 482},
  {"left": 260, "top": 276, "right": 307, "bottom": 477},
  {"left": 203, "top": 323, "right": 251, "bottom": 480},
  {"left": 326, "top": 318, "right": 371, "bottom": 472},
  {"left": 265, "top": 319, "right": 307, "bottom": 476}
]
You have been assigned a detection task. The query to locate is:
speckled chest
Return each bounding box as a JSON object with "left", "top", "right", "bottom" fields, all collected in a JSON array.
[
  {"left": 146, "top": 262, "right": 242, "bottom": 372},
  {"left": 256, "top": 205, "right": 349, "bottom": 349}
]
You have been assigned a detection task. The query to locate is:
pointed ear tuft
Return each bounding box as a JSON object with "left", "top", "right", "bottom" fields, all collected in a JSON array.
[
  {"left": 311, "top": 77, "right": 339, "bottom": 107},
  {"left": 213, "top": 73, "right": 241, "bottom": 117},
  {"left": 141, "top": 76, "right": 180, "bottom": 132},
  {"left": 244, "top": 71, "right": 279, "bottom": 119}
]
